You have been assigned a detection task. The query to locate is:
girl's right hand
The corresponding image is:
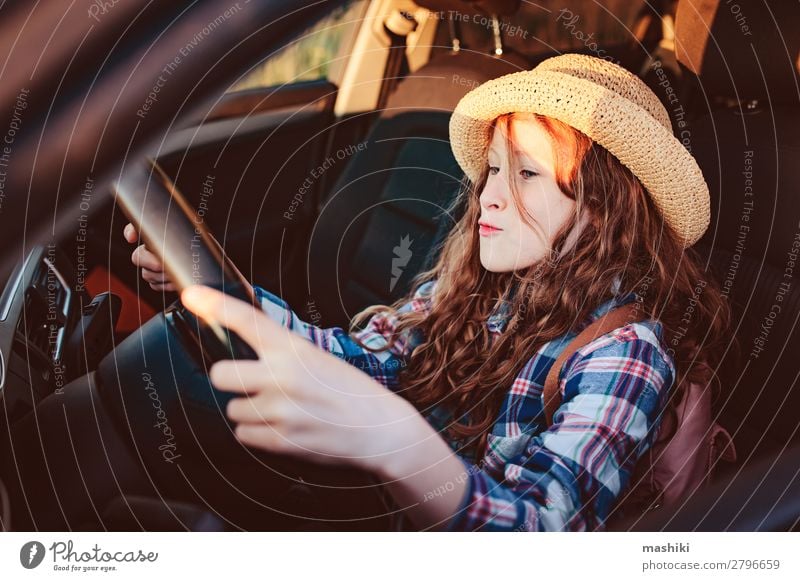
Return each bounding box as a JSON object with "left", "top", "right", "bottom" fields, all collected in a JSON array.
[{"left": 124, "top": 223, "right": 177, "bottom": 292}]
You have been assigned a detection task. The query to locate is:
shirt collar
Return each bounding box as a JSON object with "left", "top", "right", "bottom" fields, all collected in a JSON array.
[
  {"left": 487, "top": 301, "right": 512, "bottom": 334},
  {"left": 485, "top": 276, "right": 636, "bottom": 334}
]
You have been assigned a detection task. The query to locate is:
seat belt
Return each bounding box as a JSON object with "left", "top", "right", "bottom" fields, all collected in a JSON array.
[{"left": 376, "top": 10, "right": 417, "bottom": 111}]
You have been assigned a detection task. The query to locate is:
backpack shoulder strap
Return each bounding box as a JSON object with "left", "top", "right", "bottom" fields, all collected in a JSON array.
[{"left": 543, "top": 302, "right": 641, "bottom": 427}]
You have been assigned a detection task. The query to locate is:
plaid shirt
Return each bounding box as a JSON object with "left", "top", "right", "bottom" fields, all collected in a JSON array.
[{"left": 253, "top": 281, "right": 675, "bottom": 532}]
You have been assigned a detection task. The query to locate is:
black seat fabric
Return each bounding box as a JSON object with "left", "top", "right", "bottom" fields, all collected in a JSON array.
[
  {"left": 694, "top": 106, "right": 800, "bottom": 467},
  {"left": 300, "top": 50, "right": 529, "bottom": 327},
  {"left": 674, "top": 0, "right": 800, "bottom": 468}
]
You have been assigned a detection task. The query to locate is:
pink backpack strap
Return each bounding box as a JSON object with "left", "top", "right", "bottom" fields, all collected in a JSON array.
[{"left": 543, "top": 302, "right": 640, "bottom": 427}]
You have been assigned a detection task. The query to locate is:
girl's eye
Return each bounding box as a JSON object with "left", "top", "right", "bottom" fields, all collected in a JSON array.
[
  {"left": 488, "top": 165, "right": 500, "bottom": 176},
  {"left": 520, "top": 169, "right": 538, "bottom": 180}
]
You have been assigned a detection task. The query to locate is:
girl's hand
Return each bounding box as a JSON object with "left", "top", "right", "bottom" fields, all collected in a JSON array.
[
  {"left": 124, "top": 223, "right": 176, "bottom": 292},
  {"left": 125, "top": 223, "right": 254, "bottom": 297},
  {"left": 180, "top": 285, "right": 433, "bottom": 477}
]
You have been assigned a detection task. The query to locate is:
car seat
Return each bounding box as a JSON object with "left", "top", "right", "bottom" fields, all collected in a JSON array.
[
  {"left": 673, "top": 0, "right": 800, "bottom": 469},
  {"left": 300, "top": 5, "right": 530, "bottom": 327}
]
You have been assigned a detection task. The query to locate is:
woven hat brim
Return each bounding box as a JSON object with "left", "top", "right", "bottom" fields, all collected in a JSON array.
[{"left": 449, "top": 70, "right": 710, "bottom": 248}]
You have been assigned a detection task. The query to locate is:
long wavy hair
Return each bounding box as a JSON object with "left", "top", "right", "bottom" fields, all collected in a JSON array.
[{"left": 352, "top": 112, "right": 731, "bottom": 463}]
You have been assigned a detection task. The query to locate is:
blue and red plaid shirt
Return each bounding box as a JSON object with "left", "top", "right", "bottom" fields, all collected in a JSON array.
[{"left": 253, "top": 281, "right": 675, "bottom": 531}]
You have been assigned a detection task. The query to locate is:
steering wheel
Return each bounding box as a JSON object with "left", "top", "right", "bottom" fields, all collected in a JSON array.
[
  {"left": 114, "top": 160, "right": 258, "bottom": 365},
  {"left": 90, "top": 162, "right": 391, "bottom": 530}
]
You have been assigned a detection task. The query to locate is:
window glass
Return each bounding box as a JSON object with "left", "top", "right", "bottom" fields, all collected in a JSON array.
[{"left": 228, "top": 0, "right": 367, "bottom": 91}]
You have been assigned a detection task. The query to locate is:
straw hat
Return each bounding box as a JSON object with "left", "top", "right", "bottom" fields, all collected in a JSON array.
[{"left": 449, "top": 53, "right": 709, "bottom": 247}]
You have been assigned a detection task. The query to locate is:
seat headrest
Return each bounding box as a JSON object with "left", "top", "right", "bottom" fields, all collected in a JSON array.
[
  {"left": 381, "top": 50, "right": 529, "bottom": 117},
  {"left": 414, "top": 0, "right": 520, "bottom": 17},
  {"left": 675, "top": 0, "right": 800, "bottom": 104}
]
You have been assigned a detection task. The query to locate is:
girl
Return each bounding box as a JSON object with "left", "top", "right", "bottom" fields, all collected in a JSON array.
[{"left": 135, "top": 53, "right": 730, "bottom": 532}]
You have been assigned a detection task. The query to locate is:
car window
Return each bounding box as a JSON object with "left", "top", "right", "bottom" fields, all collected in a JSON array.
[{"left": 227, "top": 0, "right": 367, "bottom": 92}]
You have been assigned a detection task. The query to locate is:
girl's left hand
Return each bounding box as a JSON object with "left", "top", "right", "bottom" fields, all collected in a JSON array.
[{"left": 180, "top": 285, "right": 431, "bottom": 478}]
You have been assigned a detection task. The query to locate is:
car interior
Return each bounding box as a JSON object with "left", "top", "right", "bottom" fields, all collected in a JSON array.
[{"left": 0, "top": 0, "right": 798, "bottom": 531}]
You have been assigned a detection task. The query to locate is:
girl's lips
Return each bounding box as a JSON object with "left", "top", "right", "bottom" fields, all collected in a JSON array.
[{"left": 478, "top": 223, "right": 502, "bottom": 237}]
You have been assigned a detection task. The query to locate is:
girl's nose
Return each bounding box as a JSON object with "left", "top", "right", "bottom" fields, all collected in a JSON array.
[{"left": 480, "top": 174, "right": 509, "bottom": 211}]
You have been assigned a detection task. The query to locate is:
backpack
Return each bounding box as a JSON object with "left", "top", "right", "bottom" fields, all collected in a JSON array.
[{"left": 542, "top": 302, "right": 737, "bottom": 518}]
